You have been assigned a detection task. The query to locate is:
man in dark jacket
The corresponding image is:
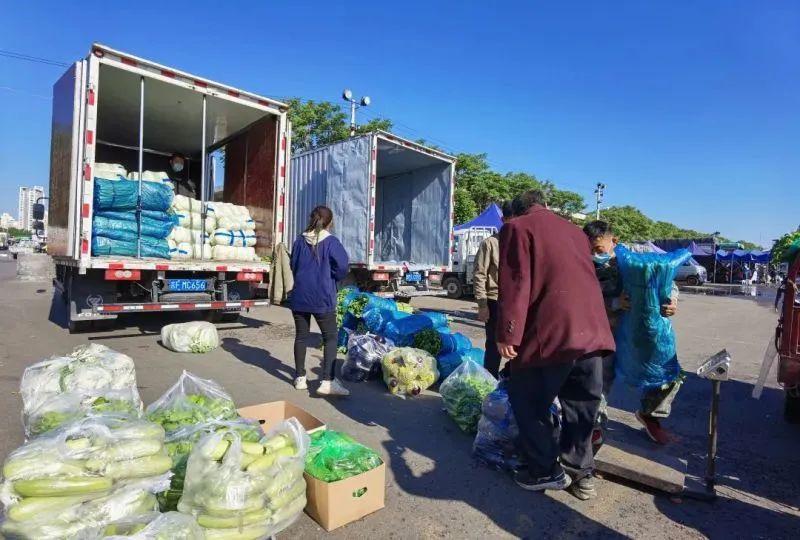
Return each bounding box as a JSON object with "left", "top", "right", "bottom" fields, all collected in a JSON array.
[{"left": 497, "top": 190, "right": 615, "bottom": 499}]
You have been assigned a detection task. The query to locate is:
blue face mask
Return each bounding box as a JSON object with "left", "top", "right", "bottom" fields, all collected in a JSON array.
[{"left": 593, "top": 253, "right": 612, "bottom": 266}]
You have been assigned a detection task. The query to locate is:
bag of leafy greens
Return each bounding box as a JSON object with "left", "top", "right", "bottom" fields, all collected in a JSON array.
[
  {"left": 304, "top": 430, "right": 383, "bottom": 482},
  {"left": 381, "top": 348, "right": 439, "bottom": 397},
  {"left": 440, "top": 359, "right": 497, "bottom": 433},
  {"left": 161, "top": 321, "right": 219, "bottom": 354}
]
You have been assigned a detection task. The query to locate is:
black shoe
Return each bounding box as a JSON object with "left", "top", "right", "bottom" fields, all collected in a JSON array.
[
  {"left": 569, "top": 474, "right": 597, "bottom": 500},
  {"left": 514, "top": 468, "right": 572, "bottom": 491}
]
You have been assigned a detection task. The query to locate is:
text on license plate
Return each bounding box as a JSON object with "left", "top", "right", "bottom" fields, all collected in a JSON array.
[
  {"left": 168, "top": 279, "right": 207, "bottom": 292},
  {"left": 405, "top": 272, "right": 422, "bottom": 283}
]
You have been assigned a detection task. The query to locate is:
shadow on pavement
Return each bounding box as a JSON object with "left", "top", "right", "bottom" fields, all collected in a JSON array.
[{"left": 221, "top": 337, "right": 294, "bottom": 385}]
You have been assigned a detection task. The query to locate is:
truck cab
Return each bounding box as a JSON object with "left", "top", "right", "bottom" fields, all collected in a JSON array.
[{"left": 442, "top": 227, "right": 495, "bottom": 299}]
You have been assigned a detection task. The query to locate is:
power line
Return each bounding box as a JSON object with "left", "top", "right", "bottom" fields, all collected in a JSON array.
[
  {"left": 0, "top": 49, "right": 68, "bottom": 68},
  {"left": 0, "top": 86, "right": 51, "bottom": 100}
]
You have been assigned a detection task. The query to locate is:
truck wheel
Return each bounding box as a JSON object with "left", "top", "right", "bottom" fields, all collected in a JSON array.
[
  {"left": 207, "top": 311, "right": 241, "bottom": 323},
  {"left": 686, "top": 276, "right": 700, "bottom": 286},
  {"left": 443, "top": 277, "right": 463, "bottom": 299},
  {"left": 785, "top": 388, "right": 800, "bottom": 424}
]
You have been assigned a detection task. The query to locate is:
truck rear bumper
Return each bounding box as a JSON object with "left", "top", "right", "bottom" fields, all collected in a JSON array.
[{"left": 92, "top": 299, "right": 269, "bottom": 314}]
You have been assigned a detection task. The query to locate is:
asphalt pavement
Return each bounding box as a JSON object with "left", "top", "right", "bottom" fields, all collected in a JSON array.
[{"left": 0, "top": 259, "right": 797, "bottom": 539}]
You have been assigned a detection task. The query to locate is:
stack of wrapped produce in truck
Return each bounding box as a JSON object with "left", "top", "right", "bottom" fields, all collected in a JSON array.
[
  {"left": 168, "top": 196, "right": 214, "bottom": 260},
  {"left": 91, "top": 163, "right": 176, "bottom": 259},
  {"left": 207, "top": 202, "right": 259, "bottom": 262}
]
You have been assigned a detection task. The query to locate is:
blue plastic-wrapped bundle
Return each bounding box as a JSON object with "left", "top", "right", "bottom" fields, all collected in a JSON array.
[
  {"left": 437, "top": 348, "right": 485, "bottom": 381},
  {"left": 472, "top": 382, "right": 523, "bottom": 471},
  {"left": 614, "top": 245, "right": 691, "bottom": 389},
  {"left": 363, "top": 308, "right": 412, "bottom": 335},
  {"left": 438, "top": 330, "right": 472, "bottom": 355},
  {"left": 383, "top": 314, "right": 434, "bottom": 346},
  {"left": 93, "top": 215, "right": 175, "bottom": 241},
  {"left": 93, "top": 178, "right": 173, "bottom": 212},
  {"left": 342, "top": 312, "right": 360, "bottom": 331},
  {"left": 91, "top": 235, "right": 170, "bottom": 259},
  {"left": 362, "top": 294, "right": 397, "bottom": 313},
  {"left": 95, "top": 210, "right": 177, "bottom": 223},
  {"left": 419, "top": 311, "right": 448, "bottom": 329}
]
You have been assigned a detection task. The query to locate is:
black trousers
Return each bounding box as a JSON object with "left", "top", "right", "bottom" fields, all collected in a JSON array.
[
  {"left": 292, "top": 311, "right": 338, "bottom": 381},
  {"left": 484, "top": 300, "right": 502, "bottom": 378},
  {"left": 507, "top": 354, "right": 603, "bottom": 479}
]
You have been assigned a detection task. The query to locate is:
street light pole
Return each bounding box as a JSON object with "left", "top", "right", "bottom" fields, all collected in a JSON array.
[
  {"left": 712, "top": 231, "right": 720, "bottom": 284},
  {"left": 342, "top": 89, "right": 371, "bottom": 138},
  {"left": 594, "top": 182, "right": 606, "bottom": 220}
]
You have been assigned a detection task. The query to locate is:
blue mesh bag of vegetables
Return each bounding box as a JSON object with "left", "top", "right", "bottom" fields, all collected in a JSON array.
[
  {"left": 363, "top": 308, "right": 411, "bottom": 335},
  {"left": 437, "top": 348, "right": 485, "bottom": 381},
  {"left": 93, "top": 214, "right": 176, "bottom": 241},
  {"left": 418, "top": 311, "right": 448, "bottom": 329},
  {"left": 383, "top": 314, "right": 434, "bottom": 346},
  {"left": 438, "top": 330, "right": 472, "bottom": 355},
  {"left": 92, "top": 235, "right": 170, "bottom": 259},
  {"left": 362, "top": 294, "right": 397, "bottom": 314},
  {"left": 614, "top": 245, "right": 691, "bottom": 389}
]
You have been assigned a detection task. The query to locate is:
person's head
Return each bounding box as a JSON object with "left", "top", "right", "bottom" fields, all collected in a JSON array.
[
  {"left": 583, "top": 220, "right": 618, "bottom": 263},
  {"left": 511, "top": 190, "right": 547, "bottom": 217},
  {"left": 169, "top": 153, "right": 186, "bottom": 173},
  {"left": 305, "top": 205, "right": 334, "bottom": 234},
  {"left": 501, "top": 200, "right": 514, "bottom": 223}
]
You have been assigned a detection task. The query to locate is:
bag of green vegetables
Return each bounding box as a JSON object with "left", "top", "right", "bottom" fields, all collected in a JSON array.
[
  {"left": 177, "top": 418, "right": 310, "bottom": 539},
  {"left": 439, "top": 359, "right": 497, "bottom": 433},
  {"left": 101, "top": 511, "right": 204, "bottom": 539},
  {"left": 381, "top": 348, "right": 439, "bottom": 398}
]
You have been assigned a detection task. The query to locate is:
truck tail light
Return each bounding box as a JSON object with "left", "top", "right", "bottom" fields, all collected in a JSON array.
[
  {"left": 428, "top": 273, "right": 442, "bottom": 284},
  {"left": 372, "top": 272, "right": 390, "bottom": 281},
  {"left": 236, "top": 272, "right": 263, "bottom": 282},
  {"left": 105, "top": 269, "right": 141, "bottom": 281}
]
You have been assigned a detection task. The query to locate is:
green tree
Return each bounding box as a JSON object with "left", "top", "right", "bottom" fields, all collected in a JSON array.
[
  {"left": 453, "top": 187, "right": 478, "bottom": 224},
  {"left": 599, "top": 206, "right": 654, "bottom": 242},
  {"left": 6, "top": 227, "right": 28, "bottom": 238},
  {"left": 772, "top": 230, "right": 800, "bottom": 263},
  {"left": 546, "top": 187, "right": 586, "bottom": 217},
  {"left": 285, "top": 98, "right": 392, "bottom": 153}
]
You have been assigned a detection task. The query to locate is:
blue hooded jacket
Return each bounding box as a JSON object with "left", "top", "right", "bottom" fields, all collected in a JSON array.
[{"left": 288, "top": 231, "right": 350, "bottom": 314}]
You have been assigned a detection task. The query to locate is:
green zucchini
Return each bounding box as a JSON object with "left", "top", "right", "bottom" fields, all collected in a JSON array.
[
  {"left": 197, "top": 507, "right": 271, "bottom": 528},
  {"left": 13, "top": 476, "right": 112, "bottom": 497}
]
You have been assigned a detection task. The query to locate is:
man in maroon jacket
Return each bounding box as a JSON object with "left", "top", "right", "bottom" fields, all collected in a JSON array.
[{"left": 497, "top": 190, "right": 615, "bottom": 499}]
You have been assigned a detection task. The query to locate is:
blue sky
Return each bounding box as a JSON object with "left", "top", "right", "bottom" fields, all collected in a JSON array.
[{"left": 1, "top": 1, "right": 797, "bottom": 246}]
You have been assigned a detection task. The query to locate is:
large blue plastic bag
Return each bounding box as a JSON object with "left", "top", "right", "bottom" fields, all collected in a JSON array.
[
  {"left": 95, "top": 210, "right": 177, "bottom": 223},
  {"left": 383, "top": 314, "right": 434, "bottom": 346},
  {"left": 363, "top": 308, "right": 411, "bottom": 335},
  {"left": 362, "top": 294, "right": 397, "bottom": 313},
  {"left": 94, "top": 178, "right": 174, "bottom": 212},
  {"left": 93, "top": 215, "right": 176, "bottom": 241},
  {"left": 472, "top": 382, "right": 523, "bottom": 471},
  {"left": 438, "top": 331, "right": 472, "bottom": 355},
  {"left": 92, "top": 235, "right": 171, "bottom": 259},
  {"left": 614, "top": 245, "right": 691, "bottom": 389},
  {"left": 437, "top": 348, "right": 485, "bottom": 381},
  {"left": 418, "top": 311, "right": 448, "bottom": 329}
]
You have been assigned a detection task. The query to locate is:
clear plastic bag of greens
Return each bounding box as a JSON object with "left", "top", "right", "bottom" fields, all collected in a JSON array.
[
  {"left": 381, "top": 348, "right": 439, "bottom": 398},
  {"left": 161, "top": 322, "right": 220, "bottom": 354},
  {"left": 24, "top": 386, "right": 143, "bottom": 439},
  {"left": 20, "top": 344, "right": 137, "bottom": 420},
  {"left": 159, "top": 419, "right": 263, "bottom": 511},
  {"left": 304, "top": 430, "right": 383, "bottom": 482},
  {"left": 178, "top": 418, "right": 309, "bottom": 539},
  {"left": 440, "top": 359, "right": 497, "bottom": 433},
  {"left": 614, "top": 246, "right": 691, "bottom": 389},
  {"left": 101, "top": 511, "right": 204, "bottom": 539},
  {"left": 145, "top": 371, "right": 239, "bottom": 435},
  {"left": 437, "top": 348, "right": 485, "bottom": 381}
]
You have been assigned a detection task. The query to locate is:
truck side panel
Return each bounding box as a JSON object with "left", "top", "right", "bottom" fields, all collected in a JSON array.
[{"left": 48, "top": 61, "right": 86, "bottom": 258}]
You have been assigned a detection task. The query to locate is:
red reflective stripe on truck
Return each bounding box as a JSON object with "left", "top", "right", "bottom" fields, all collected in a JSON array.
[
  {"left": 120, "top": 57, "right": 137, "bottom": 66},
  {"left": 278, "top": 221, "right": 284, "bottom": 233},
  {"left": 102, "top": 305, "right": 124, "bottom": 312},
  {"left": 108, "top": 263, "right": 124, "bottom": 269},
  {"left": 155, "top": 264, "right": 169, "bottom": 270},
  {"left": 212, "top": 301, "right": 227, "bottom": 309},
  {"left": 143, "top": 304, "right": 161, "bottom": 311},
  {"left": 279, "top": 194, "right": 285, "bottom": 206},
  {"left": 84, "top": 164, "right": 92, "bottom": 181},
  {"left": 81, "top": 239, "right": 89, "bottom": 254},
  {"left": 160, "top": 70, "right": 176, "bottom": 78},
  {"left": 81, "top": 204, "right": 90, "bottom": 218},
  {"left": 179, "top": 303, "right": 195, "bottom": 310},
  {"left": 258, "top": 99, "right": 270, "bottom": 106},
  {"left": 87, "top": 89, "right": 95, "bottom": 106},
  {"left": 194, "top": 80, "right": 208, "bottom": 88},
  {"left": 86, "top": 130, "right": 94, "bottom": 144},
  {"left": 370, "top": 239, "right": 375, "bottom": 251},
  {"left": 216, "top": 266, "right": 228, "bottom": 272},
  {"left": 281, "top": 137, "right": 287, "bottom": 150},
  {"left": 227, "top": 90, "right": 240, "bottom": 98},
  {"left": 280, "top": 165, "right": 286, "bottom": 178}
]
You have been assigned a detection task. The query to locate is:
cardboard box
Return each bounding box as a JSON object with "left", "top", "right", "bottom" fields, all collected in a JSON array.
[
  {"left": 237, "top": 400, "right": 326, "bottom": 435},
  {"left": 304, "top": 463, "right": 386, "bottom": 531}
]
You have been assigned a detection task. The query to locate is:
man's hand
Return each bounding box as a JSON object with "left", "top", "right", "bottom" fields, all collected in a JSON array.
[
  {"left": 619, "top": 291, "right": 631, "bottom": 311},
  {"left": 661, "top": 298, "right": 677, "bottom": 317},
  {"left": 497, "top": 342, "right": 517, "bottom": 359},
  {"left": 477, "top": 306, "right": 490, "bottom": 322}
]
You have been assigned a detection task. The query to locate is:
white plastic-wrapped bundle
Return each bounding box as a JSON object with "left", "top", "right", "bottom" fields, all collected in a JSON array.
[
  {"left": 169, "top": 242, "right": 192, "bottom": 260},
  {"left": 189, "top": 212, "right": 216, "bottom": 234},
  {"left": 127, "top": 171, "right": 173, "bottom": 188},
  {"left": 192, "top": 243, "right": 212, "bottom": 260},
  {"left": 208, "top": 202, "right": 255, "bottom": 231},
  {"left": 95, "top": 163, "right": 127, "bottom": 181},
  {"left": 211, "top": 228, "right": 256, "bottom": 247},
  {"left": 212, "top": 245, "right": 258, "bottom": 262},
  {"left": 167, "top": 227, "right": 192, "bottom": 245}
]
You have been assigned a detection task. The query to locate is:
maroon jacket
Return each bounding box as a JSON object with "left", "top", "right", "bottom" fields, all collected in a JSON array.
[{"left": 497, "top": 206, "right": 615, "bottom": 368}]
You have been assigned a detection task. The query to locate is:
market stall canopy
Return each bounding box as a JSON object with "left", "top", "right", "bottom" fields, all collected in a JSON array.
[
  {"left": 688, "top": 241, "right": 714, "bottom": 257},
  {"left": 454, "top": 203, "right": 503, "bottom": 232},
  {"left": 715, "top": 249, "right": 771, "bottom": 262}
]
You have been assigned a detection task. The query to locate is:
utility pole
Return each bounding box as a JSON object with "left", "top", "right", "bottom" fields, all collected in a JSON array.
[
  {"left": 342, "top": 89, "right": 371, "bottom": 137},
  {"left": 594, "top": 182, "right": 606, "bottom": 220}
]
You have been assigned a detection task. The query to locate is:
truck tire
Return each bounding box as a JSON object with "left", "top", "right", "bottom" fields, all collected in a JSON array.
[
  {"left": 785, "top": 388, "right": 800, "bottom": 424},
  {"left": 443, "top": 277, "right": 463, "bottom": 299},
  {"left": 686, "top": 275, "right": 700, "bottom": 286}
]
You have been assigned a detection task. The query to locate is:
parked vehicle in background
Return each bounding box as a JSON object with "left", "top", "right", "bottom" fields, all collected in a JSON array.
[
  {"left": 288, "top": 132, "right": 455, "bottom": 298},
  {"left": 48, "top": 43, "right": 289, "bottom": 332},
  {"left": 675, "top": 258, "right": 707, "bottom": 286},
  {"left": 442, "top": 227, "right": 495, "bottom": 299},
  {"left": 0, "top": 232, "right": 8, "bottom": 250}
]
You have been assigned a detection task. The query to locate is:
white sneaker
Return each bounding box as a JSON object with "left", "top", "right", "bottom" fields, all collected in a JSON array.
[
  {"left": 293, "top": 376, "right": 307, "bottom": 390},
  {"left": 317, "top": 379, "right": 350, "bottom": 396}
]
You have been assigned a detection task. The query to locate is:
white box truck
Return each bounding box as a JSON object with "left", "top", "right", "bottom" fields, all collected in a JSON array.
[
  {"left": 47, "top": 44, "right": 290, "bottom": 331},
  {"left": 287, "top": 132, "right": 455, "bottom": 298}
]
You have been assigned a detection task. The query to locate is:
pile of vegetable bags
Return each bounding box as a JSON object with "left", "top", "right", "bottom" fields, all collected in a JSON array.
[
  {"left": 177, "top": 418, "right": 309, "bottom": 539},
  {"left": 20, "top": 344, "right": 141, "bottom": 439},
  {"left": 440, "top": 360, "right": 497, "bottom": 433},
  {"left": 613, "top": 245, "right": 691, "bottom": 390},
  {"left": 161, "top": 321, "right": 220, "bottom": 354},
  {"left": 341, "top": 333, "right": 395, "bottom": 383},
  {"left": 0, "top": 416, "right": 173, "bottom": 539},
  {"left": 101, "top": 511, "right": 203, "bottom": 539},
  {"left": 381, "top": 348, "right": 439, "bottom": 397},
  {"left": 305, "top": 430, "right": 383, "bottom": 482}
]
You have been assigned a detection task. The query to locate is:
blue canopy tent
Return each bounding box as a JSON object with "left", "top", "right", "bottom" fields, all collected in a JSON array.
[
  {"left": 688, "top": 241, "right": 713, "bottom": 257},
  {"left": 454, "top": 203, "right": 503, "bottom": 232}
]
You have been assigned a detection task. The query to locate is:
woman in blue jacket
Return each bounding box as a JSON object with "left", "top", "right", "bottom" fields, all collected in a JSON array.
[{"left": 289, "top": 205, "right": 350, "bottom": 396}]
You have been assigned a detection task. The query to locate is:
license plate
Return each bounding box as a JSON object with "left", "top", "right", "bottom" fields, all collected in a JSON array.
[
  {"left": 167, "top": 279, "right": 207, "bottom": 292},
  {"left": 405, "top": 272, "right": 422, "bottom": 283}
]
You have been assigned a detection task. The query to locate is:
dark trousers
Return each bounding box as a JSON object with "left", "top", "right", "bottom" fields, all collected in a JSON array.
[
  {"left": 292, "top": 311, "right": 338, "bottom": 381},
  {"left": 507, "top": 354, "right": 603, "bottom": 479},
  {"left": 484, "top": 300, "right": 502, "bottom": 378}
]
